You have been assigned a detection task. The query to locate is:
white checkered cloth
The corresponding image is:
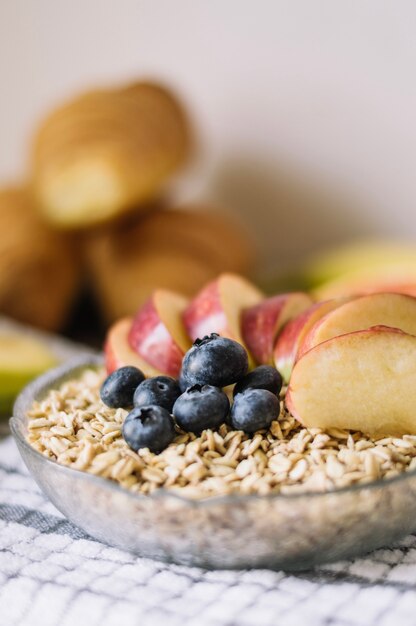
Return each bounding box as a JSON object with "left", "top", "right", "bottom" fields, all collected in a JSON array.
[{"left": 1, "top": 435, "right": 416, "bottom": 626}]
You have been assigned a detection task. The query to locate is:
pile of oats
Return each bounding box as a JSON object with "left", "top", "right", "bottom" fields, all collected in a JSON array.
[{"left": 26, "top": 368, "right": 416, "bottom": 498}]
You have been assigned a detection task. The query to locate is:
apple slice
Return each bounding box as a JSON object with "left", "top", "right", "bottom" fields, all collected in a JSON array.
[
  {"left": 242, "top": 292, "right": 313, "bottom": 365},
  {"left": 0, "top": 332, "right": 57, "bottom": 413},
  {"left": 273, "top": 298, "right": 350, "bottom": 383},
  {"left": 105, "top": 317, "right": 163, "bottom": 377},
  {"left": 304, "top": 241, "right": 416, "bottom": 287},
  {"left": 183, "top": 273, "right": 263, "bottom": 366},
  {"left": 298, "top": 293, "right": 416, "bottom": 359},
  {"left": 313, "top": 270, "right": 416, "bottom": 300},
  {"left": 286, "top": 326, "right": 416, "bottom": 436},
  {"left": 128, "top": 289, "right": 191, "bottom": 378},
  {"left": 304, "top": 241, "right": 416, "bottom": 300}
]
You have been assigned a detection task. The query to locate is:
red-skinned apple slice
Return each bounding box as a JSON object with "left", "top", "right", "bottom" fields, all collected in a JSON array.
[
  {"left": 242, "top": 292, "right": 313, "bottom": 365},
  {"left": 286, "top": 326, "right": 416, "bottom": 436},
  {"left": 298, "top": 292, "right": 416, "bottom": 360},
  {"left": 105, "top": 317, "right": 163, "bottom": 376},
  {"left": 183, "top": 273, "right": 263, "bottom": 366},
  {"left": 273, "top": 298, "right": 350, "bottom": 383},
  {"left": 128, "top": 289, "right": 191, "bottom": 378}
]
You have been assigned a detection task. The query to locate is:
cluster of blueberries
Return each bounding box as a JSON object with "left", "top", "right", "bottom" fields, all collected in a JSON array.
[{"left": 100, "top": 334, "right": 283, "bottom": 454}]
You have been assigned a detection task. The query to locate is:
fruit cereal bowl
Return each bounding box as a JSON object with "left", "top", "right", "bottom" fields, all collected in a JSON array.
[{"left": 10, "top": 356, "right": 416, "bottom": 571}]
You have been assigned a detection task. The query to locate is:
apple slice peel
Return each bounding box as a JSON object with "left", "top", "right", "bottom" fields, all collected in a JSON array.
[
  {"left": 183, "top": 273, "right": 263, "bottom": 367},
  {"left": 105, "top": 317, "right": 164, "bottom": 377},
  {"left": 242, "top": 292, "right": 312, "bottom": 365},
  {"left": 128, "top": 290, "right": 191, "bottom": 378}
]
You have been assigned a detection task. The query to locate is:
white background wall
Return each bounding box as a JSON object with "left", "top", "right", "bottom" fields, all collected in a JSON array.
[{"left": 1, "top": 1, "right": 415, "bottom": 274}]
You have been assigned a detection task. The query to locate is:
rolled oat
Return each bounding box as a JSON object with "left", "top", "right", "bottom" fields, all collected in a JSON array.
[{"left": 26, "top": 368, "right": 416, "bottom": 498}]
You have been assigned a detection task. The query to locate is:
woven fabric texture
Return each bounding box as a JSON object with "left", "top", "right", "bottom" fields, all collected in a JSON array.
[{"left": 1, "top": 435, "right": 416, "bottom": 626}]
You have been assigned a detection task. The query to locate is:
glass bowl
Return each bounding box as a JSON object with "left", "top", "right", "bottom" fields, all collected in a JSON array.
[{"left": 10, "top": 356, "right": 416, "bottom": 571}]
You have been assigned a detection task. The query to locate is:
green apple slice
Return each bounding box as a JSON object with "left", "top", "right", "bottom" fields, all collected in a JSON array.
[{"left": 0, "top": 332, "right": 57, "bottom": 413}]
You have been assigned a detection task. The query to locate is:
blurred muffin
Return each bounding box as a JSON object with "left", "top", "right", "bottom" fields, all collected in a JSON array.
[
  {"left": 0, "top": 186, "right": 80, "bottom": 330},
  {"left": 84, "top": 206, "right": 255, "bottom": 321},
  {"left": 32, "top": 81, "right": 191, "bottom": 229}
]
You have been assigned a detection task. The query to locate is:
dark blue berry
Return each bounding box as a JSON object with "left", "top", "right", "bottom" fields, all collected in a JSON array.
[
  {"left": 173, "top": 384, "right": 230, "bottom": 434},
  {"left": 178, "top": 370, "right": 188, "bottom": 392},
  {"left": 233, "top": 365, "right": 283, "bottom": 398},
  {"left": 100, "top": 366, "right": 145, "bottom": 408},
  {"left": 122, "top": 405, "right": 175, "bottom": 453},
  {"left": 230, "top": 388, "right": 280, "bottom": 433},
  {"left": 181, "top": 334, "right": 248, "bottom": 388},
  {"left": 133, "top": 376, "right": 181, "bottom": 412}
]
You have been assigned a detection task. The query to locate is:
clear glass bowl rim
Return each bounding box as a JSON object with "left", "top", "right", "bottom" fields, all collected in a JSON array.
[{"left": 10, "top": 354, "right": 416, "bottom": 508}]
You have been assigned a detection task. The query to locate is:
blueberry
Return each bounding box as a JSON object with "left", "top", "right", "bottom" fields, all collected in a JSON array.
[
  {"left": 178, "top": 370, "right": 188, "bottom": 392},
  {"left": 230, "top": 388, "right": 280, "bottom": 433},
  {"left": 233, "top": 365, "right": 283, "bottom": 398},
  {"left": 173, "top": 384, "right": 230, "bottom": 434},
  {"left": 100, "top": 366, "right": 145, "bottom": 408},
  {"left": 181, "top": 334, "right": 248, "bottom": 388},
  {"left": 133, "top": 376, "right": 181, "bottom": 412},
  {"left": 122, "top": 405, "right": 175, "bottom": 453}
]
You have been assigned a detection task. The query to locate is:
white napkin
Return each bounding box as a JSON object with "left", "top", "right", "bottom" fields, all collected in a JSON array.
[{"left": 1, "top": 434, "right": 415, "bottom": 626}]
